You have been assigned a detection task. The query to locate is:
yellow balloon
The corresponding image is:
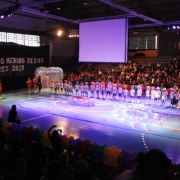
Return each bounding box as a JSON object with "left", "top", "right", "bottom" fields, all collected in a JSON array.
[
  {"left": 42, "top": 131, "right": 48, "bottom": 137},
  {"left": 104, "top": 147, "right": 110, "bottom": 155},
  {"left": 7, "top": 122, "right": 12, "bottom": 127},
  {"left": 113, "top": 150, "right": 122, "bottom": 158}
]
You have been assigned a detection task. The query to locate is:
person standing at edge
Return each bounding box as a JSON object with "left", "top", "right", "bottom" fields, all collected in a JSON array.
[
  {"left": 37, "top": 76, "right": 42, "bottom": 93},
  {"left": 8, "top": 105, "right": 21, "bottom": 124}
]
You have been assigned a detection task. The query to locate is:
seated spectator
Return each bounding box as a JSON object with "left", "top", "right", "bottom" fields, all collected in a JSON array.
[
  {"left": 75, "top": 167, "right": 99, "bottom": 180},
  {"left": 57, "top": 152, "right": 74, "bottom": 172},
  {"left": 114, "top": 149, "right": 171, "bottom": 180},
  {"left": 40, "top": 160, "right": 62, "bottom": 180},
  {"left": 8, "top": 105, "right": 21, "bottom": 125},
  {"left": 58, "top": 171, "right": 76, "bottom": 180},
  {"left": 3, "top": 158, "right": 26, "bottom": 180},
  {"left": 75, "top": 159, "right": 88, "bottom": 170}
]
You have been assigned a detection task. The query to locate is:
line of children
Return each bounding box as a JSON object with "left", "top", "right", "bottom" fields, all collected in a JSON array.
[{"left": 30, "top": 79, "right": 179, "bottom": 108}]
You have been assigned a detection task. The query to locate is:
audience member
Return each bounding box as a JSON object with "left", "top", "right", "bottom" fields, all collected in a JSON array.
[
  {"left": 8, "top": 105, "right": 21, "bottom": 125},
  {"left": 48, "top": 125, "right": 62, "bottom": 159},
  {"left": 114, "top": 149, "right": 171, "bottom": 180}
]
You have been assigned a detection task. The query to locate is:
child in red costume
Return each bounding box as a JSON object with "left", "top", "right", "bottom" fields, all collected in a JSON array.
[
  {"left": 0, "top": 79, "right": 2, "bottom": 100},
  {"left": 26, "top": 78, "right": 32, "bottom": 94}
]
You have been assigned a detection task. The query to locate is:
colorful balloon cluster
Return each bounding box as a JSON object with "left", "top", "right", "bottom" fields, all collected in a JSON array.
[{"left": 0, "top": 120, "right": 138, "bottom": 169}]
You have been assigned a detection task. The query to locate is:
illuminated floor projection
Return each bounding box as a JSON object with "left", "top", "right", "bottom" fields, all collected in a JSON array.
[{"left": 0, "top": 88, "right": 180, "bottom": 164}]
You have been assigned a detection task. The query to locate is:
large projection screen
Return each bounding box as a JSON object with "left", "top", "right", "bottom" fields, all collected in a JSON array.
[{"left": 79, "top": 18, "right": 128, "bottom": 63}]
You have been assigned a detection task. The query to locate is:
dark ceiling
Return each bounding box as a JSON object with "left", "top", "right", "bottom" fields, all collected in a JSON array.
[{"left": 1, "top": 0, "right": 180, "bottom": 34}]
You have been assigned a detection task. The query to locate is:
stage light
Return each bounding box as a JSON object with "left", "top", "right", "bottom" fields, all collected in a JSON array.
[
  {"left": 0, "top": 15, "right": 4, "bottom": 18},
  {"left": 177, "top": 26, "right": 180, "bottom": 29},
  {"left": 173, "top": 26, "right": 176, "bottom": 29},
  {"left": 57, "top": 30, "right": 63, "bottom": 36},
  {"left": 68, "top": 29, "right": 79, "bottom": 38}
]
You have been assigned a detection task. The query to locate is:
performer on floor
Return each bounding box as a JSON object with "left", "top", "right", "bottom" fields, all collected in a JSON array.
[
  {"left": 137, "top": 84, "right": 142, "bottom": 103},
  {"left": 151, "top": 86, "right": 155, "bottom": 105},
  {"left": 37, "top": 76, "right": 42, "bottom": 93},
  {"left": 154, "top": 86, "right": 161, "bottom": 106},
  {"left": 145, "top": 86, "right": 151, "bottom": 104},
  {"left": 80, "top": 82, "right": 85, "bottom": 97},
  {"left": 161, "top": 88, "right": 168, "bottom": 106},
  {"left": 59, "top": 80, "right": 64, "bottom": 94},
  {"left": 64, "top": 80, "right": 68, "bottom": 95},
  {"left": 169, "top": 87, "right": 175, "bottom": 108},
  {"left": 106, "top": 81, "right": 112, "bottom": 99},
  {"left": 54, "top": 80, "right": 60, "bottom": 93},
  {"left": 84, "top": 82, "right": 89, "bottom": 97},
  {"left": 174, "top": 88, "right": 179, "bottom": 108},
  {"left": 112, "top": 84, "right": 117, "bottom": 100},
  {"left": 95, "top": 82, "right": 101, "bottom": 99},
  {"left": 0, "top": 79, "right": 2, "bottom": 100},
  {"left": 90, "top": 82, "right": 95, "bottom": 98},
  {"left": 33, "top": 76, "right": 38, "bottom": 93},
  {"left": 101, "top": 81, "right": 106, "bottom": 99},
  {"left": 75, "top": 82, "right": 80, "bottom": 96},
  {"left": 130, "top": 85, "right": 135, "bottom": 103},
  {"left": 50, "top": 80, "right": 54, "bottom": 93},
  {"left": 117, "top": 83, "right": 123, "bottom": 100},
  {"left": 44, "top": 74, "right": 50, "bottom": 88},
  {"left": 66, "top": 81, "right": 70, "bottom": 95},
  {"left": 26, "top": 78, "right": 32, "bottom": 94},
  {"left": 122, "top": 86, "right": 128, "bottom": 101},
  {"left": 68, "top": 82, "right": 74, "bottom": 95}
]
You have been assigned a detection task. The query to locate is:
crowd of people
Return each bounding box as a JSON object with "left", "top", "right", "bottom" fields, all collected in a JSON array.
[
  {"left": 28, "top": 57, "right": 180, "bottom": 108},
  {"left": 0, "top": 57, "right": 180, "bottom": 179},
  {"left": 0, "top": 121, "right": 180, "bottom": 180}
]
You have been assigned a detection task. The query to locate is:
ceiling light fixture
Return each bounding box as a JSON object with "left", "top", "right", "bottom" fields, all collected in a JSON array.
[{"left": 68, "top": 29, "right": 79, "bottom": 38}]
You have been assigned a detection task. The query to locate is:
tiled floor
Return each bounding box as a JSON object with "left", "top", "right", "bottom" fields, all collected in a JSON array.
[{"left": 0, "top": 88, "right": 180, "bottom": 164}]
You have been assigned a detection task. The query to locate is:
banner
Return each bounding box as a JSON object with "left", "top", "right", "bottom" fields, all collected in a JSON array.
[{"left": 0, "top": 45, "right": 49, "bottom": 77}]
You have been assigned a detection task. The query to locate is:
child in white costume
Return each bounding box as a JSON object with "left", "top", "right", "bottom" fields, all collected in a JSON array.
[
  {"left": 161, "top": 88, "right": 168, "bottom": 106},
  {"left": 146, "top": 86, "right": 151, "bottom": 103},
  {"left": 54, "top": 80, "right": 60, "bottom": 93},
  {"left": 169, "top": 88, "right": 175, "bottom": 107},
  {"left": 90, "top": 82, "right": 95, "bottom": 98},
  {"left": 112, "top": 84, "right": 117, "bottom": 100},
  {"left": 80, "top": 82, "right": 85, "bottom": 96},
  {"left": 136, "top": 85, "right": 142, "bottom": 103},
  {"left": 59, "top": 80, "right": 64, "bottom": 94},
  {"left": 50, "top": 80, "right": 54, "bottom": 93},
  {"left": 75, "top": 82, "right": 80, "bottom": 96},
  {"left": 101, "top": 82, "right": 106, "bottom": 99},
  {"left": 95, "top": 82, "right": 101, "bottom": 99},
  {"left": 154, "top": 87, "right": 161, "bottom": 105},
  {"left": 68, "top": 82, "right": 73, "bottom": 95},
  {"left": 44, "top": 74, "right": 50, "bottom": 88},
  {"left": 106, "top": 82, "right": 112, "bottom": 99},
  {"left": 174, "top": 88, "right": 179, "bottom": 108},
  {"left": 84, "top": 82, "right": 89, "bottom": 97},
  {"left": 151, "top": 86, "right": 155, "bottom": 104},
  {"left": 122, "top": 87, "right": 128, "bottom": 101},
  {"left": 64, "top": 80, "right": 68, "bottom": 95},
  {"left": 130, "top": 85, "right": 135, "bottom": 103},
  {"left": 117, "top": 83, "right": 123, "bottom": 100}
]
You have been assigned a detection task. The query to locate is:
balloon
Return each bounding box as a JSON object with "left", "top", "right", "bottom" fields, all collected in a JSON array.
[{"left": 42, "top": 131, "right": 48, "bottom": 138}]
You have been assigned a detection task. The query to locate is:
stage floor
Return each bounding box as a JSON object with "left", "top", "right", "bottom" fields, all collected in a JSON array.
[{"left": 0, "top": 88, "right": 180, "bottom": 164}]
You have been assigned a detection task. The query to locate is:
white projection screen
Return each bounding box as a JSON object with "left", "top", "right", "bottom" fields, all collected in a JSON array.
[{"left": 79, "top": 18, "right": 128, "bottom": 63}]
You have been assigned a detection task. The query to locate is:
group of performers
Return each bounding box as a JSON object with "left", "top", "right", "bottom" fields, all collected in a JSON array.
[
  {"left": 41, "top": 79, "right": 179, "bottom": 108},
  {"left": 26, "top": 75, "right": 42, "bottom": 93}
]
